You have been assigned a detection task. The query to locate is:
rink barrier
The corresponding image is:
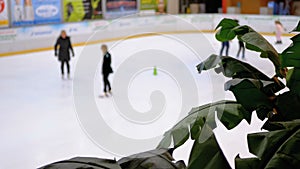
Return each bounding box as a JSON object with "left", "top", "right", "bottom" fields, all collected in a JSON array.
[
  {"left": 0, "top": 30, "right": 206, "bottom": 57},
  {"left": 0, "top": 30, "right": 295, "bottom": 57},
  {"left": 0, "top": 14, "right": 298, "bottom": 57}
]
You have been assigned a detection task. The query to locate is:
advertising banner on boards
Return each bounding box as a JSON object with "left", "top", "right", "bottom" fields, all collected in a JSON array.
[
  {"left": 10, "top": 0, "right": 62, "bottom": 27},
  {"left": 140, "top": 0, "right": 167, "bottom": 14},
  {"left": 104, "top": 0, "right": 138, "bottom": 19},
  {"left": 63, "top": 0, "right": 103, "bottom": 22},
  {"left": 0, "top": 0, "right": 9, "bottom": 28}
]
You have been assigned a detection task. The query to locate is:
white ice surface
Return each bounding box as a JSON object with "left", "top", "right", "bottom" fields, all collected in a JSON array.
[{"left": 0, "top": 33, "right": 292, "bottom": 169}]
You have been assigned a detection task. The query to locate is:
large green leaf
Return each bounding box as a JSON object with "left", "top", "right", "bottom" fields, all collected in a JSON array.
[
  {"left": 118, "top": 148, "right": 186, "bottom": 169},
  {"left": 197, "top": 55, "right": 285, "bottom": 120},
  {"left": 229, "top": 80, "right": 274, "bottom": 120},
  {"left": 188, "top": 125, "right": 231, "bottom": 169},
  {"left": 235, "top": 156, "right": 260, "bottom": 169},
  {"left": 241, "top": 32, "right": 277, "bottom": 57},
  {"left": 216, "top": 28, "right": 236, "bottom": 42},
  {"left": 157, "top": 101, "right": 251, "bottom": 149},
  {"left": 240, "top": 31, "right": 280, "bottom": 74},
  {"left": 235, "top": 120, "right": 300, "bottom": 169},
  {"left": 38, "top": 157, "right": 122, "bottom": 169},
  {"left": 215, "top": 18, "right": 239, "bottom": 30},
  {"left": 215, "top": 18, "right": 239, "bottom": 42},
  {"left": 197, "top": 55, "right": 271, "bottom": 80},
  {"left": 197, "top": 55, "right": 285, "bottom": 97},
  {"left": 233, "top": 25, "right": 252, "bottom": 36},
  {"left": 274, "top": 91, "right": 300, "bottom": 121},
  {"left": 282, "top": 35, "right": 300, "bottom": 92},
  {"left": 281, "top": 34, "right": 300, "bottom": 68},
  {"left": 287, "top": 68, "right": 300, "bottom": 94}
]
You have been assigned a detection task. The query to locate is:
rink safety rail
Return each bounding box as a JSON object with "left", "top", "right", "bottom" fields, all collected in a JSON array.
[{"left": 0, "top": 14, "right": 298, "bottom": 57}]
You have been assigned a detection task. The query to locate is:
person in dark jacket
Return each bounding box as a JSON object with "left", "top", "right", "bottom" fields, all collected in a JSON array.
[
  {"left": 54, "top": 30, "right": 74, "bottom": 79},
  {"left": 101, "top": 44, "right": 113, "bottom": 97}
]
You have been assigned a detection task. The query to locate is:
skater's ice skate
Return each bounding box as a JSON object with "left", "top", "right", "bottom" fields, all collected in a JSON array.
[{"left": 99, "top": 92, "right": 109, "bottom": 98}]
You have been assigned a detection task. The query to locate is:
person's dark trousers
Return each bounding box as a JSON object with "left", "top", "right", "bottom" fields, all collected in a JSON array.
[
  {"left": 236, "top": 45, "right": 245, "bottom": 59},
  {"left": 103, "top": 73, "right": 111, "bottom": 92},
  {"left": 61, "top": 60, "right": 70, "bottom": 75},
  {"left": 220, "top": 41, "right": 229, "bottom": 56}
]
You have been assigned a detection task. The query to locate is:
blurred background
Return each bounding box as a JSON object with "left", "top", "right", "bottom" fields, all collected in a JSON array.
[
  {"left": 0, "top": 0, "right": 299, "bottom": 29},
  {"left": 1, "top": 1, "right": 299, "bottom": 168},
  {"left": 1, "top": 0, "right": 299, "bottom": 56}
]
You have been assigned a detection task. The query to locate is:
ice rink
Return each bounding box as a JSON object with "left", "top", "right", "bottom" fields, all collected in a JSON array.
[{"left": 0, "top": 32, "right": 292, "bottom": 169}]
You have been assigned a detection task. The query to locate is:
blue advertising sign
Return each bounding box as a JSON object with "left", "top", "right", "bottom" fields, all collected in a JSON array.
[{"left": 10, "top": 0, "right": 62, "bottom": 27}]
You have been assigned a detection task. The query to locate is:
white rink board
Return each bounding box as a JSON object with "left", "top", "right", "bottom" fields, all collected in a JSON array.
[{"left": 0, "top": 14, "right": 299, "bottom": 54}]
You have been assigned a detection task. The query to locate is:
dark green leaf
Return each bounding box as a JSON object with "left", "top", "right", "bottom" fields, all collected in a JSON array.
[
  {"left": 215, "top": 18, "right": 239, "bottom": 42},
  {"left": 118, "top": 148, "right": 186, "bottom": 169},
  {"left": 197, "top": 55, "right": 285, "bottom": 98},
  {"left": 190, "top": 117, "right": 204, "bottom": 140},
  {"left": 158, "top": 131, "right": 173, "bottom": 149},
  {"left": 233, "top": 25, "right": 252, "bottom": 36},
  {"left": 275, "top": 91, "right": 300, "bottom": 121},
  {"left": 241, "top": 32, "right": 280, "bottom": 71},
  {"left": 215, "top": 18, "right": 239, "bottom": 30},
  {"left": 245, "top": 43, "right": 263, "bottom": 53},
  {"left": 235, "top": 156, "right": 260, "bottom": 169},
  {"left": 281, "top": 34, "right": 300, "bottom": 68},
  {"left": 291, "top": 34, "right": 300, "bottom": 42},
  {"left": 264, "top": 120, "right": 300, "bottom": 131},
  {"left": 246, "top": 120, "right": 300, "bottom": 169},
  {"left": 196, "top": 54, "right": 221, "bottom": 74},
  {"left": 269, "top": 120, "right": 300, "bottom": 130},
  {"left": 229, "top": 80, "right": 273, "bottom": 120},
  {"left": 157, "top": 101, "right": 251, "bottom": 149},
  {"left": 248, "top": 130, "right": 288, "bottom": 159},
  {"left": 286, "top": 68, "right": 300, "bottom": 94},
  {"left": 292, "top": 21, "right": 300, "bottom": 32},
  {"left": 197, "top": 55, "right": 272, "bottom": 81},
  {"left": 216, "top": 28, "right": 236, "bottom": 42},
  {"left": 172, "top": 125, "right": 190, "bottom": 149},
  {"left": 286, "top": 68, "right": 294, "bottom": 85},
  {"left": 241, "top": 32, "right": 277, "bottom": 57},
  {"left": 38, "top": 157, "right": 122, "bottom": 169},
  {"left": 188, "top": 125, "right": 231, "bottom": 169}
]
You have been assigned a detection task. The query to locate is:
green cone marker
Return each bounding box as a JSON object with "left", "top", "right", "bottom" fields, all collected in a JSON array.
[{"left": 153, "top": 66, "right": 157, "bottom": 76}]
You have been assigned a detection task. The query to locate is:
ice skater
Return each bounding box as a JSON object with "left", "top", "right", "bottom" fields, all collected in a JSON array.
[
  {"left": 220, "top": 41, "right": 230, "bottom": 56},
  {"left": 275, "top": 20, "right": 285, "bottom": 44},
  {"left": 100, "top": 44, "right": 113, "bottom": 97},
  {"left": 237, "top": 40, "right": 245, "bottom": 59},
  {"left": 54, "top": 30, "right": 75, "bottom": 79}
]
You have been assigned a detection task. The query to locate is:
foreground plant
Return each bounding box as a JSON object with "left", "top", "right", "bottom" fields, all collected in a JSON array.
[
  {"left": 158, "top": 19, "right": 300, "bottom": 169},
  {"left": 39, "top": 148, "right": 185, "bottom": 169},
  {"left": 40, "top": 19, "right": 300, "bottom": 169}
]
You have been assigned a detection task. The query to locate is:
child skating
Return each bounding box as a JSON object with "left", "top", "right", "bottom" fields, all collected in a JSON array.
[
  {"left": 275, "top": 20, "right": 285, "bottom": 44},
  {"left": 100, "top": 44, "right": 113, "bottom": 98}
]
